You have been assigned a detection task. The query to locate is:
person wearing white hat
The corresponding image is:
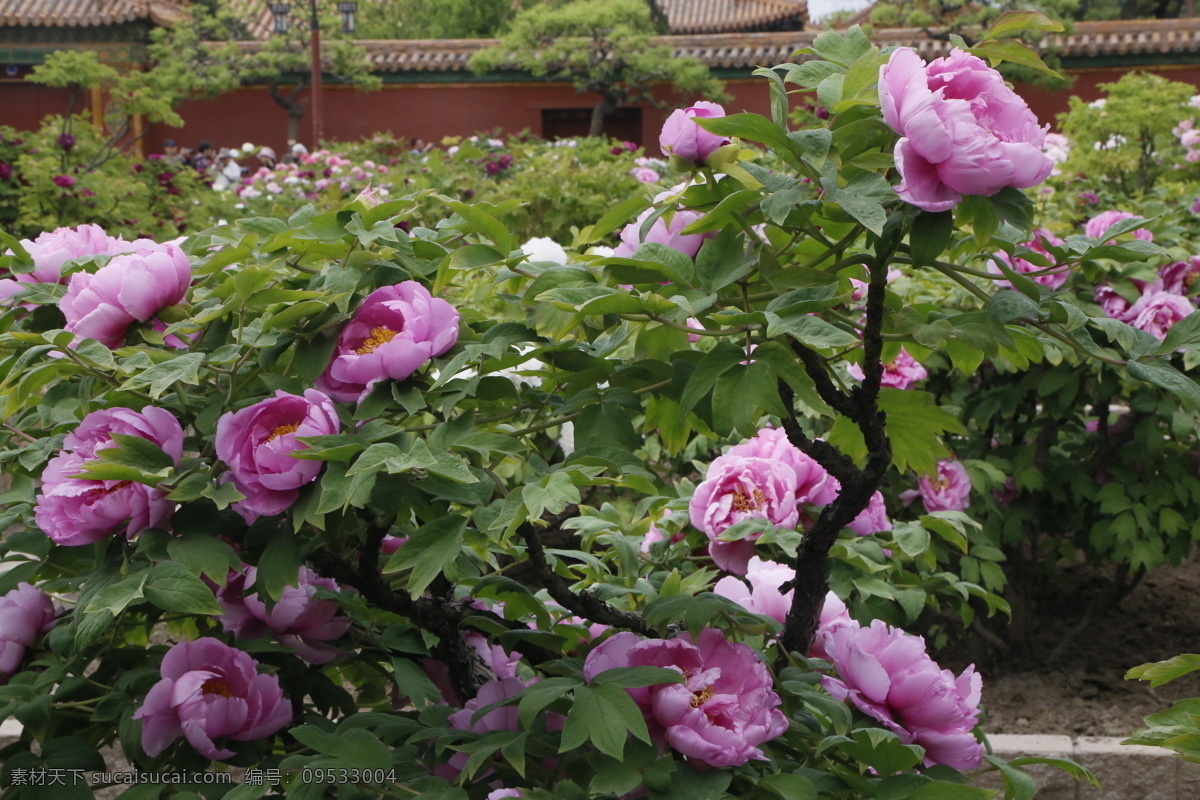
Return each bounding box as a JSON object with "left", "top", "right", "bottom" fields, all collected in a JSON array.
[{"left": 258, "top": 146, "right": 277, "bottom": 169}]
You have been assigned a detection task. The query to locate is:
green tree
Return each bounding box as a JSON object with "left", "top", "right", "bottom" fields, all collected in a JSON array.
[
  {"left": 146, "top": 0, "right": 381, "bottom": 145},
  {"left": 470, "top": 0, "right": 727, "bottom": 137},
  {"left": 355, "top": 0, "right": 526, "bottom": 39}
]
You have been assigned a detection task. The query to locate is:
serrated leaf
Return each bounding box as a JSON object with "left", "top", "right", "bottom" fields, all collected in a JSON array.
[
  {"left": 144, "top": 562, "right": 222, "bottom": 615},
  {"left": 382, "top": 515, "right": 467, "bottom": 597}
]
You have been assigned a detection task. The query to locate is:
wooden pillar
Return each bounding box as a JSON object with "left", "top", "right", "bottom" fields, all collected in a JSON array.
[{"left": 90, "top": 84, "right": 104, "bottom": 132}]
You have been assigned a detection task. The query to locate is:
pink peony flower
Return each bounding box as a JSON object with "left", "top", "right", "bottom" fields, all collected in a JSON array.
[
  {"left": 659, "top": 101, "right": 729, "bottom": 165},
  {"left": 52, "top": 174, "right": 75, "bottom": 188},
  {"left": 689, "top": 454, "right": 800, "bottom": 574},
  {"left": 1095, "top": 283, "right": 1133, "bottom": 320},
  {"left": 1084, "top": 210, "right": 1153, "bottom": 243},
  {"left": 640, "top": 521, "right": 686, "bottom": 553},
  {"left": 215, "top": 389, "right": 339, "bottom": 523},
  {"left": 727, "top": 427, "right": 839, "bottom": 506},
  {"left": 632, "top": 166, "right": 661, "bottom": 183},
  {"left": 846, "top": 348, "right": 929, "bottom": 391},
  {"left": 878, "top": 48, "right": 1052, "bottom": 212},
  {"left": 215, "top": 566, "right": 351, "bottom": 665},
  {"left": 847, "top": 490, "right": 892, "bottom": 535},
  {"left": 486, "top": 791, "right": 523, "bottom": 800},
  {"left": 809, "top": 591, "right": 854, "bottom": 661},
  {"left": 0, "top": 583, "right": 57, "bottom": 683},
  {"left": 316, "top": 282, "right": 459, "bottom": 404},
  {"left": 60, "top": 242, "right": 192, "bottom": 348},
  {"left": 1126, "top": 290, "right": 1195, "bottom": 340},
  {"left": 583, "top": 629, "right": 788, "bottom": 767},
  {"left": 917, "top": 459, "right": 971, "bottom": 512},
  {"left": 819, "top": 620, "right": 984, "bottom": 770},
  {"left": 990, "top": 229, "right": 1068, "bottom": 290},
  {"left": 133, "top": 638, "right": 292, "bottom": 759},
  {"left": 1, "top": 224, "right": 139, "bottom": 303},
  {"left": 425, "top": 632, "right": 523, "bottom": 707},
  {"left": 713, "top": 557, "right": 793, "bottom": 623},
  {"left": 613, "top": 205, "right": 710, "bottom": 260},
  {"left": 1156, "top": 257, "right": 1200, "bottom": 296},
  {"left": 34, "top": 406, "right": 184, "bottom": 546}
]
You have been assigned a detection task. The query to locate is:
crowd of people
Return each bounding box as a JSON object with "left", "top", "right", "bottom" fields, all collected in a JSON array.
[{"left": 156, "top": 139, "right": 312, "bottom": 191}]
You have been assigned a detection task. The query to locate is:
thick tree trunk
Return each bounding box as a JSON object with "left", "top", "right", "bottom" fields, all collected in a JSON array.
[
  {"left": 589, "top": 97, "right": 615, "bottom": 138},
  {"left": 269, "top": 81, "right": 308, "bottom": 146}
]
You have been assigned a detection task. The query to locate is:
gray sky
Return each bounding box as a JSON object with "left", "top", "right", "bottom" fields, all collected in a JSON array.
[{"left": 807, "top": 0, "right": 873, "bottom": 23}]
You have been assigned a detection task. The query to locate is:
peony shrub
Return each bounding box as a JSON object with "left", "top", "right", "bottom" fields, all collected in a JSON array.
[{"left": 3, "top": 18, "right": 1169, "bottom": 800}]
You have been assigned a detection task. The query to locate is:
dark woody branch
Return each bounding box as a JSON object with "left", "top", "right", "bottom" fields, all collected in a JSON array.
[
  {"left": 518, "top": 522, "right": 652, "bottom": 636},
  {"left": 777, "top": 255, "right": 893, "bottom": 662}
]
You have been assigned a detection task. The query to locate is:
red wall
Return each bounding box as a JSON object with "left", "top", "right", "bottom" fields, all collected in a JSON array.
[
  {"left": 148, "top": 77, "right": 774, "bottom": 155},
  {"left": 9, "top": 64, "right": 1200, "bottom": 156},
  {"left": 0, "top": 82, "right": 84, "bottom": 132}
]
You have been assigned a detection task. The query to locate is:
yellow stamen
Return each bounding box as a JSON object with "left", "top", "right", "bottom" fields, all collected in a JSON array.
[
  {"left": 355, "top": 326, "right": 400, "bottom": 355},
  {"left": 266, "top": 422, "right": 301, "bottom": 442},
  {"left": 730, "top": 486, "right": 766, "bottom": 513},
  {"left": 691, "top": 686, "right": 715, "bottom": 708}
]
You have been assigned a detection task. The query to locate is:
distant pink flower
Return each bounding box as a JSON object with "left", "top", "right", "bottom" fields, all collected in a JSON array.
[
  {"left": 316, "top": 282, "right": 459, "bottom": 404},
  {"left": 52, "top": 174, "right": 75, "bottom": 188},
  {"left": 60, "top": 242, "right": 192, "bottom": 348},
  {"left": 847, "top": 491, "right": 892, "bottom": 535},
  {"left": 727, "top": 427, "right": 839, "bottom": 506},
  {"left": 632, "top": 167, "right": 660, "bottom": 183},
  {"left": 486, "top": 791, "right": 523, "bottom": 800},
  {"left": 34, "top": 406, "right": 183, "bottom": 546},
  {"left": 689, "top": 454, "right": 799, "bottom": 574},
  {"left": 215, "top": 566, "right": 351, "bottom": 665},
  {"left": 659, "top": 101, "right": 729, "bottom": 165},
  {"left": 0, "top": 583, "right": 57, "bottom": 683},
  {"left": 1126, "top": 290, "right": 1194, "bottom": 340},
  {"left": 713, "top": 557, "right": 793, "bottom": 623},
  {"left": 846, "top": 348, "right": 929, "bottom": 390},
  {"left": 819, "top": 620, "right": 984, "bottom": 770},
  {"left": 583, "top": 629, "right": 788, "bottom": 767},
  {"left": 989, "top": 229, "right": 1067, "bottom": 290},
  {"left": 133, "top": 638, "right": 291, "bottom": 759},
  {"left": 1084, "top": 210, "right": 1153, "bottom": 243},
  {"left": 917, "top": 459, "right": 971, "bottom": 512},
  {"left": 215, "top": 389, "right": 340, "bottom": 523}
]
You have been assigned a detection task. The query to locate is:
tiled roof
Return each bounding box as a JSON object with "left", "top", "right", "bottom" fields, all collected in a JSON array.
[
  {"left": 227, "top": 0, "right": 273, "bottom": 41},
  {"left": 656, "top": 0, "right": 807, "bottom": 35},
  {"left": 338, "top": 18, "right": 1200, "bottom": 73},
  {"left": 0, "top": 0, "right": 185, "bottom": 27}
]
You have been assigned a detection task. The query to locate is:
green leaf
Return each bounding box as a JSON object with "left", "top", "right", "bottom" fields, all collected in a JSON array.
[
  {"left": 92, "top": 433, "right": 176, "bottom": 472},
  {"left": 679, "top": 342, "right": 747, "bottom": 417},
  {"left": 987, "top": 290, "right": 1041, "bottom": 324},
  {"left": 144, "top": 562, "right": 222, "bottom": 615},
  {"left": 757, "top": 774, "right": 817, "bottom": 800},
  {"left": 712, "top": 361, "right": 788, "bottom": 437},
  {"left": 290, "top": 725, "right": 392, "bottom": 769},
  {"left": 590, "top": 195, "right": 652, "bottom": 242},
  {"left": 1127, "top": 359, "right": 1200, "bottom": 412},
  {"left": 119, "top": 353, "right": 204, "bottom": 399},
  {"left": 983, "top": 755, "right": 1037, "bottom": 800},
  {"left": 1006, "top": 757, "right": 1098, "bottom": 787},
  {"left": 693, "top": 112, "right": 792, "bottom": 152},
  {"left": 257, "top": 528, "right": 301, "bottom": 602},
  {"left": 1158, "top": 311, "right": 1200, "bottom": 354},
  {"left": 984, "top": 9, "right": 1065, "bottom": 38},
  {"left": 1126, "top": 654, "right": 1200, "bottom": 687},
  {"left": 589, "top": 666, "right": 685, "bottom": 689},
  {"left": 969, "top": 38, "right": 1061, "bottom": 78},
  {"left": 518, "top": 676, "right": 580, "bottom": 730},
  {"left": 909, "top": 211, "right": 953, "bottom": 268},
  {"left": 84, "top": 573, "right": 148, "bottom": 615},
  {"left": 810, "top": 26, "right": 873, "bottom": 67},
  {"left": 561, "top": 684, "right": 650, "bottom": 760},
  {"left": 382, "top": 515, "right": 467, "bottom": 597},
  {"left": 167, "top": 531, "right": 241, "bottom": 586},
  {"left": 446, "top": 200, "right": 516, "bottom": 253},
  {"left": 821, "top": 172, "right": 894, "bottom": 235},
  {"left": 766, "top": 312, "right": 860, "bottom": 349}
]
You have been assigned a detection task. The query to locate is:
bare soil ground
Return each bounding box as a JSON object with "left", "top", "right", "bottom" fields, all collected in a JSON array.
[{"left": 936, "top": 558, "right": 1200, "bottom": 738}]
